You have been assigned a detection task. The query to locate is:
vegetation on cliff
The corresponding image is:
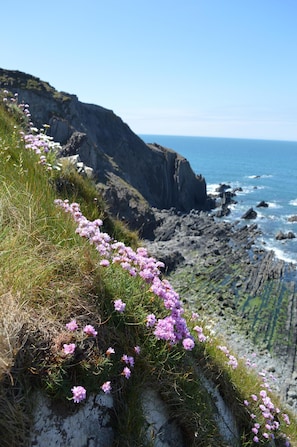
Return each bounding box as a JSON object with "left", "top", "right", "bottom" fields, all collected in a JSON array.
[{"left": 0, "top": 90, "right": 296, "bottom": 446}]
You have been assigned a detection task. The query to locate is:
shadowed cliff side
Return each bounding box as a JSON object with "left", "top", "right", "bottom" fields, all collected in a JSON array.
[{"left": 0, "top": 69, "right": 213, "bottom": 238}]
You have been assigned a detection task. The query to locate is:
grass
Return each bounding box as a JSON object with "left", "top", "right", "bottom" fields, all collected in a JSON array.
[{"left": 0, "top": 96, "right": 297, "bottom": 447}]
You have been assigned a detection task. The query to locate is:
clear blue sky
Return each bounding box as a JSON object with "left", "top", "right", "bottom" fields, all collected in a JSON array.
[{"left": 1, "top": 0, "right": 296, "bottom": 141}]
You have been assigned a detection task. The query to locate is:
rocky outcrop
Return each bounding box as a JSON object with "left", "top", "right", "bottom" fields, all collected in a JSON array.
[
  {"left": 288, "top": 215, "right": 297, "bottom": 223},
  {"left": 256, "top": 200, "right": 269, "bottom": 208},
  {"left": 275, "top": 230, "right": 296, "bottom": 240},
  {"left": 0, "top": 69, "right": 212, "bottom": 237},
  {"left": 241, "top": 207, "right": 257, "bottom": 219}
]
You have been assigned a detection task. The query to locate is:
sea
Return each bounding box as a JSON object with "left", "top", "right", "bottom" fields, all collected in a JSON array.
[{"left": 139, "top": 135, "right": 297, "bottom": 265}]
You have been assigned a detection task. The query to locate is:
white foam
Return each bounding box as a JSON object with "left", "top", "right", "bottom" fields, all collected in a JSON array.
[
  {"left": 289, "top": 198, "right": 297, "bottom": 207},
  {"left": 207, "top": 183, "right": 221, "bottom": 195},
  {"left": 261, "top": 239, "right": 297, "bottom": 265},
  {"left": 246, "top": 174, "right": 272, "bottom": 179},
  {"left": 267, "top": 202, "right": 282, "bottom": 209}
]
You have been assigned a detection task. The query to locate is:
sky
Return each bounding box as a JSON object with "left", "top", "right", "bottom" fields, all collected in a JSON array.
[{"left": 1, "top": 0, "right": 297, "bottom": 141}]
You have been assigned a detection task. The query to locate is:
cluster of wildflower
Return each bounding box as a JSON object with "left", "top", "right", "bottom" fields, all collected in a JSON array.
[
  {"left": 244, "top": 388, "right": 291, "bottom": 444},
  {"left": 54, "top": 199, "right": 205, "bottom": 349},
  {"left": 1, "top": 88, "right": 61, "bottom": 170},
  {"left": 0, "top": 90, "right": 32, "bottom": 128},
  {"left": 22, "top": 125, "right": 62, "bottom": 170},
  {"left": 239, "top": 359, "right": 291, "bottom": 445},
  {"left": 218, "top": 345, "right": 238, "bottom": 369},
  {"left": 64, "top": 318, "right": 141, "bottom": 403}
]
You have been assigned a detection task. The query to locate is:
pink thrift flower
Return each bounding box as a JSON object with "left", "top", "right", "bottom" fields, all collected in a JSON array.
[
  {"left": 114, "top": 299, "right": 126, "bottom": 313},
  {"left": 122, "top": 367, "right": 131, "bottom": 379},
  {"left": 243, "top": 400, "right": 249, "bottom": 406},
  {"left": 71, "top": 386, "right": 86, "bottom": 403},
  {"left": 182, "top": 337, "right": 195, "bottom": 351},
  {"left": 99, "top": 259, "right": 110, "bottom": 267},
  {"left": 251, "top": 394, "right": 258, "bottom": 401},
  {"left": 101, "top": 381, "right": 112, "bottom": 394},
  {"left": 66, "top": 319, "right": 78, "bottom": 331},
  {"left": 259, "top": 390, "right": 267, "bottom": 398},
  {"left": 134, "top": 346, "right": 141, "bottom": 355},
  {"left": 282, "top": 413, "right": 290, "bottom": 425},
  {"left": 191, "top": 312, "right": 199, "bottom": 321},
  {"left": 106, "top": 347, "right": 115, "bottom": 356},
  {"left": 146, "top": 313, "right": 156, "bottom": 327},
  {"left": 253, "top": 436, "right": 259, "bottom": 443},
  {"left": 83, "top": 325, "right": 98, "bottom": 337},
  {"left": 63, "top": 343, "right": 76, "bottom": 355}
]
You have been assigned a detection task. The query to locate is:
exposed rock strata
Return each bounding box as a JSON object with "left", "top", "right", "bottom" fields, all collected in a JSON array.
[{"left": 144, "top": 209, "right": 297, "bottom": 412}]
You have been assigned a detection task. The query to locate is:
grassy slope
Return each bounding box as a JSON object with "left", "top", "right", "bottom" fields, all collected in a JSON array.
[{"left": 0, "top": 101, "right": 296, "bottom": 447}]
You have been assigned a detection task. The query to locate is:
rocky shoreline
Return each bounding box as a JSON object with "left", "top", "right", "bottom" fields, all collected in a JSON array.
[{"left": 144, "top": 207, "right": 297, "bottom": 413}]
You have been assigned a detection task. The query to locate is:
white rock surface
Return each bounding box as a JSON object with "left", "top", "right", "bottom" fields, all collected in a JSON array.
[{"left": 29, "top": 392, "right": 114, "bottom": 447}]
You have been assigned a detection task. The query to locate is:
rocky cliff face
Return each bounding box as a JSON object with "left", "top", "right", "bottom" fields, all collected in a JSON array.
[{"left": 0, "top": 69, "right": 212, "bottom": 237}]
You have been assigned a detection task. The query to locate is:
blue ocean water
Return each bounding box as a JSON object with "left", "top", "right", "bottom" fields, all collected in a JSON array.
[{"left": 139, "top": 135, "right": 297, "bottom": 264}]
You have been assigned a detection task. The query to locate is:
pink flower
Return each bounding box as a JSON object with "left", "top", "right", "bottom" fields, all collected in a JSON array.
[
  {"left": 146, "top": 313, "right": 156, "bottom": 327},
  {"left": 63, "top": 343, "right": 76, "bottom": 355},
  {"left": 66, "top": 319, "right": 78, "bottom": 331},
  {"left": 122, "top": 367, "right": 131, "bottom": 379},
  {"left": 83, "top": 325, "right": 98, "bottom": 337},
  {"left": 282, "top": 413, "right": 290, "bottom": 425},
  {"left": 134, "top": 346, "right": 141, "bottom": 355},
  {"left": 253, "top": 436, "right": 259, "bottom": 443},
  {"left": 114, "top": 299, "right": 126, "bottom": 313},
  {"left": 106, "top": 347, "right": 115, "bottom": 356},
  {"left": 243, "top": 400, "right": 249, "bottom": 406},
  {"left": 99, "top": 259, "right": 110, "bottom": 267},
  {"left": 71, "top": 386, "right": 86, "bottom": 403},
  {"left": 251, "top": 394, "right": 258, "bottom": 401},
  {"left": 122, "top": 355, "right": 134, "bottom": 367},
  {"left": 101, "top": 381, "right": 112, "bottom": 394},
  {"left": 182, "top": 338, "right": 195, "bottom": 351}
]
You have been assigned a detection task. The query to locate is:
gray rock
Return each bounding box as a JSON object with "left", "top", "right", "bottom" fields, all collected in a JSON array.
[
  {"left": 256, "top": 200, "right": 269, "bottom": 208},
  {"left": 241, "top": 208, "right": 257, "bottom": 219},
  {"left": 288, "top": 215, "right": 297, "bottom": 222}
]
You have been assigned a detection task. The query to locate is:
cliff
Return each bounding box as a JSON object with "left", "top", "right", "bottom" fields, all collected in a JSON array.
[{"left": 0, "top": 69, "right": 212, "bottom": 237}]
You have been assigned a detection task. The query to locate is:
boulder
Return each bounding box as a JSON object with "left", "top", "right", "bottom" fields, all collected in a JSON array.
[
  {"left": 288, "top": 215, "right": 297, "bottom": 223},
  {"left": 215, "top": 184, "right": 231, "bottom": 194},
  {"left": 275, "top": 231, "right": 296, "bottom": 240},
  {"left": 241, "top": 208, "right": 257, "bottom": 220},
  {"left": 256, "top": 201, "right": 269, "bottom": 208}
]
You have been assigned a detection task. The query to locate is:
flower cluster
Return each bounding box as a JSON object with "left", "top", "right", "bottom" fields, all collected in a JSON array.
[
  {"left": 22, "top": 125, "right": 62, "bottom": 170},
  {"left": 217, "top": 345, "right": 238, "bottom": 369},
  {"left": 64, "top": 318, "right": 141, "bottom": 402},
  {"left": 240, "top": 361, "right": 291, "bottom": 445},
  {"left": 54, "top": 199, "right": 201, "bottom": 349},
  {"left": 245, "top": 388, "right": 291, "bottom": 444}
]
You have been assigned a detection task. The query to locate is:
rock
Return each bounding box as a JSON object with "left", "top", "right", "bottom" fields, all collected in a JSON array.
[
  {"left": 288, "top": 215, "right": 297, "bottom": 222},
  {"left": 30, "top": 392, "right": 114, "bottom": 447},
  {"left": 288, "top": 231, "right": 296, "bottom": 239},
  {"left": 215, "top": 206, "right": 231, "bottom": 218},
  {"left": 29, "top": 389, "right": 185, "bottom": 447},
  {"left": 141, "top": 389, "right": 185, "bottom": 447},
  {"left": 256, "top": 200, "right": 269, "bottom": 208},
  {"left": 241, "top": 208, "right": 257, "bottom": 219},
  {"left": 215, "top": 183, "right": 231, "bottom": 194},
  {"left": 275, "top": 231, "right": 296, "bottom": 240}
]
